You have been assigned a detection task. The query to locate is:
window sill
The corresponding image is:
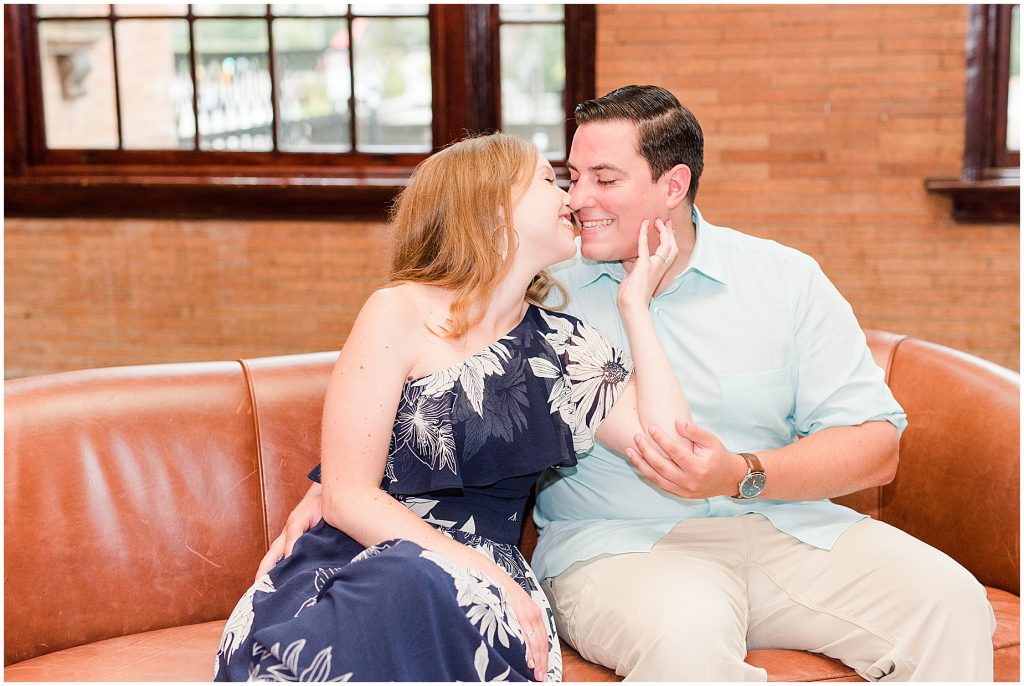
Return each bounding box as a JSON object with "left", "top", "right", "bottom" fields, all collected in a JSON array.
[
  {"left": 924, "top": 176, "right": 1020, "bottom": 224},
  {"left": 3, "top": 173, "right": 412, "bottom": 221}
]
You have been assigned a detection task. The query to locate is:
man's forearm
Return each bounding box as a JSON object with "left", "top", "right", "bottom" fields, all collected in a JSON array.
[{"left": 756, "top": 421, "right": 899, "bottom": 501}]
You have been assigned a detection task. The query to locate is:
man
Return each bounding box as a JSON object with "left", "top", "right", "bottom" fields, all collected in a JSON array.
[{"left": 263, "top": 85, "right": 995, "bottom": 681}]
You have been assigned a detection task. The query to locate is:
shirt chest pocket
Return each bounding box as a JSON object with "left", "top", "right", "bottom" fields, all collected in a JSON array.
[{"left": 717, "top": 366, "right": 794, "bottom": 430}]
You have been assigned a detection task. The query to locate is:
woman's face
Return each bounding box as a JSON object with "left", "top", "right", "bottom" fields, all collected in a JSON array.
[{"left": 511, "top": 154, "right": 577, "bottom": 269}]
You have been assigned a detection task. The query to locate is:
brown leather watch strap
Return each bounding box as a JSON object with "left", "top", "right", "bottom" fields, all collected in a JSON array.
[{"left": 739, "top": 452, "right": 764, "bottom": 474}]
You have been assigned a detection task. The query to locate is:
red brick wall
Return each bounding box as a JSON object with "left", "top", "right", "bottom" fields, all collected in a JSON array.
[
  {"left": 4, "top": 219, "right": 391, "bottom": 377},
  {"left": 4, "top": 4, "right": 1019, "bottom": 377},
  {"left": 597, "top": 3, "right": 1018, "bottom": 369}
]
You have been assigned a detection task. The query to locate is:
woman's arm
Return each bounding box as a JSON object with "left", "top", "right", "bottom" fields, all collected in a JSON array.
[
  {"left": 593, "top": 219, "right": 694, "bottom": 456},
  {"left": 317, "top": 288, "right": 549, "bottom": 680}
]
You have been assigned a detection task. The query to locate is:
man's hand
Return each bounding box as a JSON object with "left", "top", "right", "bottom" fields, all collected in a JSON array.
[
  {"left": 255, "top": 484, "right": 323, "bottom": 579},
  {"left": 625, "top": 419, "right": 747, "bottom": 499}
]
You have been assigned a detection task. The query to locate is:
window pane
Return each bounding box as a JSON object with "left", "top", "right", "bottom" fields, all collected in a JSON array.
[
  {"left": 500, "top": 4, "right": 564, "bottom": 22},
  {"left": 1007, "top": 5, "right": 1020, "bottom": 151},
  {"left": 352, "top": 17, "right": 431, "bottom": 152},
  {"left": 192, "top": 4, "right": 267, "bottom": 17},
  {"left": 116, "top": 19, "right": 194, "bottom": 149},
  {"left": 273, "top": 18, "right": 351, "bottom": 151},
  {"left": 36, "top": 5, "right": 111, "bottom": 18},
  {"left": 38, "top": 20, "right": 119, "bottom": 148},
  {"left": 113, "top": 4, "right": 187, "bottom": 16},
  {"left": 193, "top": 19, "right": 272, "bottom": 151},
  {"left": 270, "top": 4, "right": 348, "bottom": 16},
  {"left": 351, "top": 4, "right": 428, "bottom": 16},
  {"left": 500, "top": 23, "right": 565, "bottom": 158}
]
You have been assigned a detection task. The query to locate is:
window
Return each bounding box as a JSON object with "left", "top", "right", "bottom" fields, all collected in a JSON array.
[
  {"left": 926, "top": 4, "right": 1020, "bottom": 223},
  {"left": 4, "top": 3, "right": 596, "bottom": 219}
]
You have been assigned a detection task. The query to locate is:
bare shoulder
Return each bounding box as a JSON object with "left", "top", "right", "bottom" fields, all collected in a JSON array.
[{"left": 357, "top": 285, "right": 425, "bottom": 339}]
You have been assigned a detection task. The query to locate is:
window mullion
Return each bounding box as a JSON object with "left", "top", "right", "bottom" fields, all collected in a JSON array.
[
  {"left": 186, "top": 7, "right": 199, "bottom": 151},
  {"left": 108, "top": 8, "right": 124, "bottom": 150},
  {"left": 265, "top": 8, "right": 279, "bottom": 151},
  {"left": 346, "top": 7, "right": 358, "bottom": 151}
]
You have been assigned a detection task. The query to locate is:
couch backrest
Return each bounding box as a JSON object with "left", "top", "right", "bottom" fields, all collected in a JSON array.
[
  {"left": 5, "top": 332, "right": 1019, "bottom": 665},
  {"left": 4, "top": 362, "right": 270, "bottom": 665}
]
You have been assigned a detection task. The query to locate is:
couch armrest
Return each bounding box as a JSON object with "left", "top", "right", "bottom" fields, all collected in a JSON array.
[{"left": 880, "top": 338, "right": 1020, "bottom": 595}]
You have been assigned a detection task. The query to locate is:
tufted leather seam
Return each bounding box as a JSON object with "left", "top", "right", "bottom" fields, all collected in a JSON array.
[{"left": 238, "top": 358, "right": 271, "bottom": 554}]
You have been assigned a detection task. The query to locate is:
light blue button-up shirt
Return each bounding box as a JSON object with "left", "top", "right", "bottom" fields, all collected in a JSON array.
[{"left": 531, "top": 208, "right": 908, "bottom": 581}]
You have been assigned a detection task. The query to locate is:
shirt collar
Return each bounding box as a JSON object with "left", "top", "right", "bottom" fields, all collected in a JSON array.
[{"left": 577, "top": 206, "right": 729, "bottom": 288}]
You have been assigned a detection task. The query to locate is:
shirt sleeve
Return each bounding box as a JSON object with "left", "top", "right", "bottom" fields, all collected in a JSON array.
[{"left": 789, "top": 255, "right": 907, "bottom": 437}]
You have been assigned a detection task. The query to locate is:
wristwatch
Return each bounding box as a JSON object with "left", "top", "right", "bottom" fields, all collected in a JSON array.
[{"left": 733, "top": 452, "right": 766, "bottom": 499}]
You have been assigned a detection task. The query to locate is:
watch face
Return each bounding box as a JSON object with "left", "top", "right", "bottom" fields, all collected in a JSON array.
[{"left": 740, "top": 472, "right": 766, "bottom": 498}]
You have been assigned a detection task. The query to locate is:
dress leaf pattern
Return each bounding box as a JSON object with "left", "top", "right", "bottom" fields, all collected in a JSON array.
[
  {"left": 391, "top": 384, "right": 457, "bottom": 474},
  {"left": 215, "top": 573, "right": 276, "bottom": 676},
  {"left": 214, "top": 305, "right": 631, "bottom": 682}
]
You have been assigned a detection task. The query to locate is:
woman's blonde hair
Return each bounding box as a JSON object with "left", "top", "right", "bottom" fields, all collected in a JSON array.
[{"left": 388, "top": 133, "right": 567, "bottom": 339}]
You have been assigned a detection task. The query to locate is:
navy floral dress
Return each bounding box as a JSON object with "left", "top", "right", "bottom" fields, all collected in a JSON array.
[{"left": 214, "top": 305, "right": 632, "bottom": 682}]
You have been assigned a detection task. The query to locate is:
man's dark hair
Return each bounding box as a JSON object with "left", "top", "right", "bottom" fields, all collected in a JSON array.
[{"left": 574, "top": 85, "right": 704, "bottom": 204}]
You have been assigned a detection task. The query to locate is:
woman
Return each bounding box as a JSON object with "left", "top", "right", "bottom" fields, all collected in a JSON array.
[{"left": 213, "top": 133, "right": 690, "bottom": 682}]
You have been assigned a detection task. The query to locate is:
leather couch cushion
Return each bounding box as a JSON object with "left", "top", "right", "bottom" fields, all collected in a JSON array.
[
  {"left": 3, "top": 621, "right": 225, "bottom": 682},
  {"left": 6, "top": 588, "right": 1017, "bottom": 682},
  {"left": 4, "top": 364, "right": 267, "bottom": 665}
]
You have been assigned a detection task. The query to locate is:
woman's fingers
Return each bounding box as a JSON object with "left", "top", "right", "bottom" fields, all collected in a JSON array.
[
  {"left": 526, "top": 619, "right": 548, "bottom": 681},
  {"left": 255, "top": 533, "right": 285, "bottom": 579},
  {"left": 637, "top": 219, "right": 651, "bottom": 262},
  {"left": 652, "top": 218, "right": 677, "bottom": 268}
]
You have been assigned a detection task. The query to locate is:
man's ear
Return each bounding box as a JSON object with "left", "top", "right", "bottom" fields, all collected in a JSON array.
[{"left": 663, "top": 164, "right": 692, "bottom": 210}]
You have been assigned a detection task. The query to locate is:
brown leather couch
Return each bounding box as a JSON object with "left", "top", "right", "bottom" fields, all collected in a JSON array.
[{"left": 5, "top": 331, "right": 1019, "bottom": 681}]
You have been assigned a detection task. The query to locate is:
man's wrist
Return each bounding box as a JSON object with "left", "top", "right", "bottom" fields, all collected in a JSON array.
[{"left": 728, "top": 452, "right": 748, "bottom": 496}]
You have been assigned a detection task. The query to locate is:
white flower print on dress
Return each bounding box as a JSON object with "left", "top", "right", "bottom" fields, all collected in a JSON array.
[
  {"left": 564, "top": 320, "right": 633, "bottom": 434},
  {"left": 293, "top": 567, "right": 346, "bottom": 618},
  {"left": 539, "top": 310, "right": 575, "bottom": 355},
  {"left": 214, "top": 573, "right": 276, "bottom": 676},
  {"left": 395, "top": 497, "right": 458, "bottom": 529},
  {"left": 474, "top": 641, "right": 512, "bottom": 682},
  {"left": 391, "top": 384, "right": 457, "bottom": 474},
  {"left": 419, "top": 550, "right": 520, "bottom": 649},
  {"left": 249, "top": 639, "right": 352, "bottom": 681},
  {"left": 528, "top": 356, "right": 593, "bottom": 452},
  {"left": 414, "top": 341, "right": 512, "bottom": 416}
]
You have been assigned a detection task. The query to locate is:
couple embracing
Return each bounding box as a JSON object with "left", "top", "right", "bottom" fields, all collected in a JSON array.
[{"left": 214, "top": 86, "right": 994, "bottom": 682}]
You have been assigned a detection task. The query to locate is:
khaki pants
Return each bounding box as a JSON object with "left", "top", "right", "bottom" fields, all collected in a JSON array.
[{"left": 542, "top": 516, "right": 995, "bottom": 681}]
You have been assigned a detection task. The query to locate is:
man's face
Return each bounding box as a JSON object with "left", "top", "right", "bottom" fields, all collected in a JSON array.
[{"left": 567, "top": 120, "right": 668, "bottom": 262}]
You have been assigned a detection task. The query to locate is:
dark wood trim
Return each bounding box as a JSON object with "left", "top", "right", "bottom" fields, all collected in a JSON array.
[
  {"left": 563, "top": 5, "right": 597, "bottom": 164},
  {"left": 963, "top": 5, "right": 996, "bottom": 181},
  {"left": 4, "top": 3, "right": 597, "bottom": 220},
  {"left": 4, "top": 5, "right": 29, "bottom": 176},
  {"left": 924, "top": 176, "right": 1020, "bottom": 223},
  {"left": 466, "top": 3, "right": 501, "bottom": 135},
  {"left": 4, "top": 174, "right": 406, "bottom": 220},
  {"left": 928, "top": 4, "right": 1019, "bottom": 224},
  {"left": 991, "top": 4, "right": 1019, "bottom": 169}
]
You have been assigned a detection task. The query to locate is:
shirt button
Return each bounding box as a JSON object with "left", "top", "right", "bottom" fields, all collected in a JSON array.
[{"left": 654, "top": 307, "right": 662, "bottom": 315}]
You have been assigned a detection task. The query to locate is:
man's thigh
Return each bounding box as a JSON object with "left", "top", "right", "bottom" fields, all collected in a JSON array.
[
  {"left": 542, "top": 518, "right": 763, "bottom": 680},
  {"left": 745, "top": 517, "right": 994, "bottom": 680}
]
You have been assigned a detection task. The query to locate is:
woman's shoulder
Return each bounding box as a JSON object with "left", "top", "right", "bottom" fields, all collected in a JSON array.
[
  {"left": 361, "top": 283, "right": 452, "bottom": 336},
  {"left": 355, "top": 285, "right": 425, "bottom": 337}
]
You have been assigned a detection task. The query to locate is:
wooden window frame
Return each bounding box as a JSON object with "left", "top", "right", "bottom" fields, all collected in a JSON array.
[
  {"left": 4, "top": 4, "right": 595, "bottom": 220},
  {"left": 926, "top": 4, "right": 1020, "bottom": 223}
]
